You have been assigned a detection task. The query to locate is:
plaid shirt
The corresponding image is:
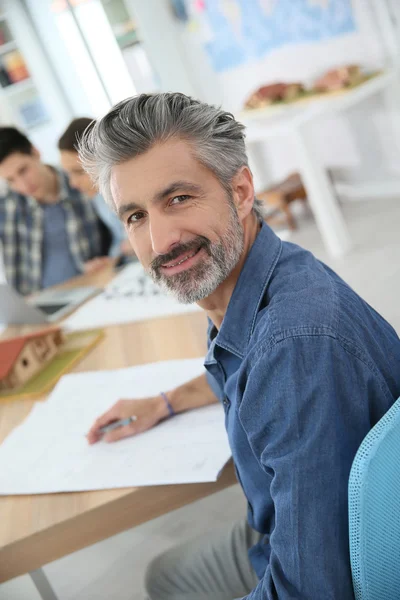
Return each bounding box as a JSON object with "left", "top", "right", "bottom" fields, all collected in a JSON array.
[{"left": 0, "top": 167, "right": 102, "bottom": 295}]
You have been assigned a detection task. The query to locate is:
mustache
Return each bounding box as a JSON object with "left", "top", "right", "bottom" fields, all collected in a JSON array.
[{"left": 150, "top": 236, "right": 211, "bottom": 271}]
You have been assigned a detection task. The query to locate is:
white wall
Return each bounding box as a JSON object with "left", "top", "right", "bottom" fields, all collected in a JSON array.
[
  {"left": 184, "top": 0, "right": 386, "bottom": 111},
  {"left": 124, "top": 0, "right": 199, "bottom": 97},
  {"left": 177, "top": 0, "right": 395, "bottom": 190},
  {"left": 124, "top": 0, "right": 398, "bottom": 192},
  {"left": 123, "top": 0, "right": 386, "bottom": 111},
  {"left": 20, "top": 0, "right": 397, "bottom": 189}
]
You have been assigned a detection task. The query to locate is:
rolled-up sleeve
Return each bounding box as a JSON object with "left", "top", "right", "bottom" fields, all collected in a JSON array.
[{"left": 237, "top": 334, "right": 381, "bottom": 600}]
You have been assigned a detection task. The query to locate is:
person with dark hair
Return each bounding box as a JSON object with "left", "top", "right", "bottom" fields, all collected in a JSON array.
[
  {"left": 0, "top": 126, "right": 110, "bottom": 295},
  {"left": 83, "top": 93, "right": 400, "bottom": 600},
  {"left": 59, "top": 118, "right": 132, "bottom": 259}
]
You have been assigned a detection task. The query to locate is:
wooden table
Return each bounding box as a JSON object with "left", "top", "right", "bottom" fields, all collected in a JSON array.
[{"left": 0, "top": 267, "right": 236, "bottom": 598}]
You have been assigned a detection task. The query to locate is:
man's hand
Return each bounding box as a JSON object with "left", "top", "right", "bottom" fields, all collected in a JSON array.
[
  {"left": 87, "top": 396, "right": 168, "bottom": 444},
  {"left": 87, "top": 374, "right": 218, "bottom": 445},
  {"left": 84, "top": 256, "right": 112, "bottom": 274}
]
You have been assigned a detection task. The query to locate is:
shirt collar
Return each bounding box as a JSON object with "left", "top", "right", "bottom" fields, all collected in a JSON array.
[
  {"left": 53, "top": 167, "right": 69, "bottom": 202},
  {"left": 212, "top": 222, "right": 282, "bottom": 358}
]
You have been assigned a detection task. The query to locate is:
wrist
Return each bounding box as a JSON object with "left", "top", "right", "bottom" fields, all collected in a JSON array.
[
  {"left": 160, "top": 391, "right": 175, "bottom": 417},
  {"left": 153, "top": 393, "right": 171, "bottom": 420}
]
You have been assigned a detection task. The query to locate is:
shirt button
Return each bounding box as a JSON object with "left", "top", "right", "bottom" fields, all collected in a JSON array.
[{"left": 223, "top": 396, "right": 230, "bottom": 407}]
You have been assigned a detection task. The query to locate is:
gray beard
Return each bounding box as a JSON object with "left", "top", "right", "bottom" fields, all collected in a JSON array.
[{"left": 148, "top": 205, "right": 244, "bottom": 304}]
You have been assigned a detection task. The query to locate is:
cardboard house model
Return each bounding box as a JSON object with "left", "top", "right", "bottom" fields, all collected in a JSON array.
[{"left": 0, "top": 328, "right": 64, "bottom": 391}]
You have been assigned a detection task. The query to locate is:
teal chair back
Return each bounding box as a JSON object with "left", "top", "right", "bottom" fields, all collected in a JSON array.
[{"left": 348, "top": 397, "right": 400, "bottom": 599}]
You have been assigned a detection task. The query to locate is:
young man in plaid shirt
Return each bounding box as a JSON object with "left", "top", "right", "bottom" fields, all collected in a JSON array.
[{"left": 0, "top": 127, "right": 110, "bottom": 295}]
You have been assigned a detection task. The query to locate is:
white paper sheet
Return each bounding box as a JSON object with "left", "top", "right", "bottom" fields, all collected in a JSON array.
[
  {"left": 64, "top": 263, "right": 200, "bottom": 330},
  {"left": 0, "top": 358, "right": 231, "bottom": 495}
]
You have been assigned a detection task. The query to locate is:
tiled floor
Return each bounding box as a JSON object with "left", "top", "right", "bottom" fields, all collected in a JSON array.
[{"left": 1, "top": 196, "right": 399, "bottom": 600}]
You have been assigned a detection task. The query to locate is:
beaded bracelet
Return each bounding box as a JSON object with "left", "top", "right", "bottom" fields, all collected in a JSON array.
[{"left": 160, "top": 391, "right": 175, "bottom": 417}]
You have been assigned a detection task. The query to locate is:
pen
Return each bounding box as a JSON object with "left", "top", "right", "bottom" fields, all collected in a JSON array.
[{"left": 99, "top": 415, "right": 137, "bottom": 434}]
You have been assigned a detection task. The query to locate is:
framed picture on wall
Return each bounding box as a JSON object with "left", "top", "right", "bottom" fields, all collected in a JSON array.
[{"left": 17, "top": 92, "right": 49, "bottom": 129}]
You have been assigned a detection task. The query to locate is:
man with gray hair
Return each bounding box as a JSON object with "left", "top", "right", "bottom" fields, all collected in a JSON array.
[{"left": 83, "top": 93, "right": 400, "bottom": 600}]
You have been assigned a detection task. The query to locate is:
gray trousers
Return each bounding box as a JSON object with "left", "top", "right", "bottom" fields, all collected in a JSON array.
[{"left": 145, "top": 519, "right": 262, "bottom": 600}]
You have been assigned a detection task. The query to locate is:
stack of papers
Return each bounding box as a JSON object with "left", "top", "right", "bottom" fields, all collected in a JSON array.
[
  {"left": 64, "top": 262, "right": 200, "bottom": 330},
  {"left": 0, "top": 358, "right": 231, "bottom": 495}
]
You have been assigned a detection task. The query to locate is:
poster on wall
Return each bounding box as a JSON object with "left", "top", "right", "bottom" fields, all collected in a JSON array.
[
  {"left": 183, "top": 0, "right": 356, "bottom": 73},
  {"left": 18, "top": 96, "right": 49, "bottom": 129}
]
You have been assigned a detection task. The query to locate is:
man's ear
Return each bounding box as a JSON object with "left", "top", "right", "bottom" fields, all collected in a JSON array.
[{"left": 231, "top": 166, "right": 255, "bottom": 222}]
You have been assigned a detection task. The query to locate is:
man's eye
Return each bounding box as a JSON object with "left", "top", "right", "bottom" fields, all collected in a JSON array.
[
  {"left": 170, "top": 195, "right": 191, "bottom": 205},
  {"left": 127, "top": 211, "right": 146, "bottom": 224}
]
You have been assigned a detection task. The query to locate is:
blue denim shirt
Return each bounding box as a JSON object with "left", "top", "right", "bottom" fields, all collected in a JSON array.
[{"left": 205, "top": 222, "right": 400, "bottom": 600}]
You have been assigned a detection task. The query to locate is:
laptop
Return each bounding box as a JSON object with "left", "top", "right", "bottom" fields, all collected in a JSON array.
[{"left": 0, "top": 283, "right": 100, "bottom": 325}]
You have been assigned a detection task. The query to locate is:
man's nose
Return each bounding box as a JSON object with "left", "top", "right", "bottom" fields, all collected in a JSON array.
[{"left": 149, "top": 212, "right": 182, "bottom": 256}]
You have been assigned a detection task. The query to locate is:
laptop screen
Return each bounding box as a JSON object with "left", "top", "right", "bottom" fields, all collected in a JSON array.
[{"left": 35, "top": 303, "right": 68, "bottom": 315}]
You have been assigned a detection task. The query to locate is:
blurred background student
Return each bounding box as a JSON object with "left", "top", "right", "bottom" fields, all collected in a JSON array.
[
  {"left": 0, "top": 127, "right": 110, "bottom": 295},
  {"left": 59, "top": 118, "right": 134, "bottom": 261}
]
